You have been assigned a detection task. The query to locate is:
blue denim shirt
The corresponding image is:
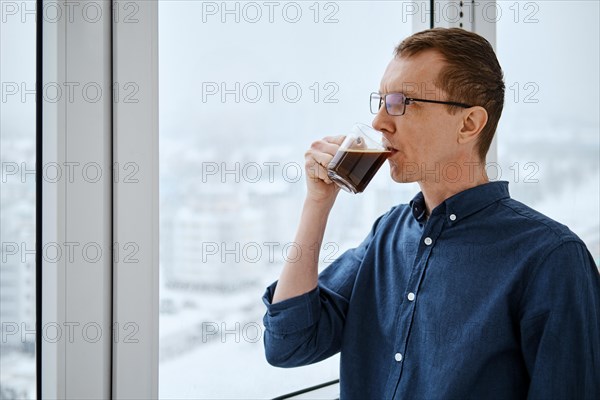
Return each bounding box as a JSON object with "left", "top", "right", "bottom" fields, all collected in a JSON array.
[{"left": 262, "top": 181, "right": 600, "bottom": 399}]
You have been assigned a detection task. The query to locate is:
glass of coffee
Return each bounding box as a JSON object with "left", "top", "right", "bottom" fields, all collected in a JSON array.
[{"left": 327, "top": 123, "right": 391, "bottom": 194}]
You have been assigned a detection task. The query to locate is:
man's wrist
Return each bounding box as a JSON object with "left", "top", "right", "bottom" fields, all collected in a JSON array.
[{"left": 303, "top": 195, "right": 336, "bottom": 217}]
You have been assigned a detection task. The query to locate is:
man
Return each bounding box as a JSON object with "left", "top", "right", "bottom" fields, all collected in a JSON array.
[{"left": 261, "top": 28, "right": 600, "bottom": 399}]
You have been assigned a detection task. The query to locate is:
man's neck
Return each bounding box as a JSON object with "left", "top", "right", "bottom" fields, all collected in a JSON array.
[{"left": 418, "top": 163, "right": 489, "bottom": 217}]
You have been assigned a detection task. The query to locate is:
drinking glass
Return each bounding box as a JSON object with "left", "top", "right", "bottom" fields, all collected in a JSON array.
[{"left": 327, "top": 123, "right": 391, "bottom": 193}]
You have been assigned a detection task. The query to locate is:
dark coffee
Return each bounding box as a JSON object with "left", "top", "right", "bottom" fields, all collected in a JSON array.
[{"left": 327, "top": 149, "right": 391, "bottom": 193}]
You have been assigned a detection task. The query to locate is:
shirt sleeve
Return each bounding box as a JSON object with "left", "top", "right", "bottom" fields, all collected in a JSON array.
[
  {"left": 519, "top": 240, "right": 600, "bottom": 399},
  {"left": 261, "top": 210, "right": 391, "bottom": 368}
]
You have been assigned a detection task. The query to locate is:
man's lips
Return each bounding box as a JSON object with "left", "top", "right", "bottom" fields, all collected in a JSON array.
[{"left": 383, "top": 140, "right": 398, "bottom": 156}]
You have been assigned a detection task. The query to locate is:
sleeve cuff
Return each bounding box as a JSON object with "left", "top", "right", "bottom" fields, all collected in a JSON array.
[{"left": 261, "top": 281, "right": 320, "bottom": 335}]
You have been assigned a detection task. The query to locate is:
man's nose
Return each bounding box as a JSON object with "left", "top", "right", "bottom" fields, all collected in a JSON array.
[{"left": 372, "top": 107, "right": 393, "bottom": 134}]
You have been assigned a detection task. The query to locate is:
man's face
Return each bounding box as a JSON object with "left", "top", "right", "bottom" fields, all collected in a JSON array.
[{"left": 372, "top": 50, "right": 467, "bottom": 184}]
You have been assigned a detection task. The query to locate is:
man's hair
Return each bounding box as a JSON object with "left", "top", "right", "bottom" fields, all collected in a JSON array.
[{"left": 395, "top": 28, "right": 505, "bottom": 161}]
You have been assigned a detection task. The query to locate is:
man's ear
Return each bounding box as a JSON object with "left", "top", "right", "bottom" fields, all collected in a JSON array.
[{"left": 458, "top": 106, "right": 488, "bottom": 144}]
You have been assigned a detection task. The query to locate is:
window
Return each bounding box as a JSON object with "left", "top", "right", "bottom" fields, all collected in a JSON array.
[
  {"left": 496, "top": 0, "right": 599, "bottom": 264},
  {"left": 0, "top": 0, "right": 37, "bottom": 396},
  {"left": 5, "top": 1, "right": 595, "bottom": 397},
  {"left": 158, "top": 1, "right": 415, "bottom": 397}
]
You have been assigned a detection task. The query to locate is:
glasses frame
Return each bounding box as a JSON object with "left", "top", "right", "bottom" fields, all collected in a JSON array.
[{"left": 370, "top": 92, "right": 473, "bottom": 116}]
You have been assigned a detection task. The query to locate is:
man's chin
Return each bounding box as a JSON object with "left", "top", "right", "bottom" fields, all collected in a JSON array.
[{"left": 389, "top": 164, "right": 418, "bottom": 183}]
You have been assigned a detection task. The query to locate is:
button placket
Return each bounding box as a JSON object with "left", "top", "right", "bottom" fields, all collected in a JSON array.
[{"left": 386, "top": 213, "right": 444, "bottom": 397}]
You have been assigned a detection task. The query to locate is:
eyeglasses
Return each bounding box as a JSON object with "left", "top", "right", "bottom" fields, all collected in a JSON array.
[{"left": 370, "top": 92, "right": 472, "bottom": 116}]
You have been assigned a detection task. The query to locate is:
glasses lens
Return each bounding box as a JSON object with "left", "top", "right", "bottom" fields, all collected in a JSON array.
[
  {"left": 370, "top": 93, "right": 382, "bottom": 114},
  {"left": 386, "top": 93, "right": 406, "bottom": 116}
]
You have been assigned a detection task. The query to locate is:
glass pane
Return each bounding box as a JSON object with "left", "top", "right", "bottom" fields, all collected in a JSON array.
[
  {"left": 0, "top": 0, "right": 37, "bottom": 397},
  {"left": 158, "top": 1, "right": 414, "bottom": 398},
  {"left": 496, "top": 0, "right": 600, "bottom": 264}
]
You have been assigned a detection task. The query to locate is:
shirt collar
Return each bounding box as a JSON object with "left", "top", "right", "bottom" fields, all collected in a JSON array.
[
  {"left": 409, "top": 181, "right": 511, "bottom": 224},
  {"left": 409, "top": 192, "right": 428, "bottom": 223}
]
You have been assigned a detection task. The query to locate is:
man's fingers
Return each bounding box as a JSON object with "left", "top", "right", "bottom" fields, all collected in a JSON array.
[
  {"left": 310, "top": 138, "right": 343, "bottom": 157},
  {"left": 311, "top": 151, "right": 334, "bottom": 170},
  {"left": 312, "top": 162, "right": 333, "bottom": 184},
  {"left": 304, "top": 135, "right": 345, "bottom": 186},
  {"left": 323, "top": 135, "right": 346, "bottom": 145},
  {"left": 306, "top": 156, "right": 333, "bottom": 184}
]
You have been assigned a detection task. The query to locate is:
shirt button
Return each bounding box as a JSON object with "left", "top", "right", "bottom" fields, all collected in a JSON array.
[
  {"left": 449, "top": 214, "right": 457, "bottom": 221},
  {"left": 395, "top": 353, "right": 403, "bottom": 362},
  {"left": 407, "top": 292, "right": 415, "bottom": 301},
  {"left": 424, "top": 237, "right": 433, "bottom": 246}
]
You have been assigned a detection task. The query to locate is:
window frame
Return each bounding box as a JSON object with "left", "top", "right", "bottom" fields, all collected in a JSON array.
[
  {"left": 40, "top": 0, "right": 158, "bottom": 398},
  {"left": 41, "top": 0, "right": 113, "bottom": 397},
  {"left": 111, "top": 0, "right": 159, "bottom": 397}
]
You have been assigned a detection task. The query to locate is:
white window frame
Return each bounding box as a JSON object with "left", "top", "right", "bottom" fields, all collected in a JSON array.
[
  {"left": 111, "top": 0, "right": 159, "bottom": 398},
  {"left": 42, "top": 0, "right": 158, "bottom": 398},
  {"left": 41, "top": 0, "right": 113, "bottom": 397}
]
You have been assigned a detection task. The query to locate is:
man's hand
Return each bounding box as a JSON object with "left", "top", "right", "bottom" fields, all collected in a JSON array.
[{"left": 304, "top": 135, "right": 345, "bottom": 205}]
